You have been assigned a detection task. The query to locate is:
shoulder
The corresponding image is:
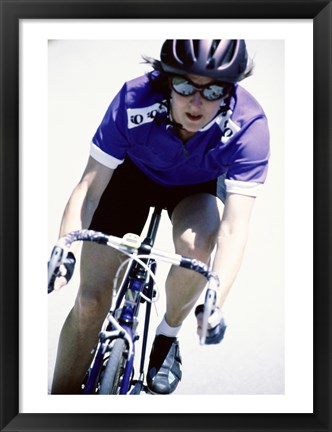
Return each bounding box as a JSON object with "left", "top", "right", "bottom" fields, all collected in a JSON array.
[
  {"left": 122, "top": 71, "right": 164, "bottom": 107},
  {"left": 118, "top": 72, "right": 168, "bottom": 130},
  {"left": 232, "top": 85, "right": 267, "bottom": 122}
]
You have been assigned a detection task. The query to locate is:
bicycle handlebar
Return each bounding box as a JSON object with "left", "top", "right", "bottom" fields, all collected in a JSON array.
[{"left": 48, "top": 229, "right": 220, "bottom": 344}]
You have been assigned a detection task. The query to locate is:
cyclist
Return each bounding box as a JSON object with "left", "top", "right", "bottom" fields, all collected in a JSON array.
[{"left": 50, "top": 40, "right": 270, "bottom": 394}]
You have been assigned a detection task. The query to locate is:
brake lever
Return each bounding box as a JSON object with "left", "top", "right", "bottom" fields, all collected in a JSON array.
[
  {"left": 199, "top": 275, "right": 219, "bottom": 345},
  {"left": 200, "top": 289, "right": 216, "bottom": 345},
  {"left": 47, "top": 245, "right": 68, "bottom": 293}
]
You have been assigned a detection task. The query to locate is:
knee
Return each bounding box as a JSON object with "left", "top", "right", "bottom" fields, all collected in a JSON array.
[
  {"left": 74, "top": 287, "right": 111, "bottom": 327},
  {"left": 174, "top": 229, "right": 217, "bottom": 262}
]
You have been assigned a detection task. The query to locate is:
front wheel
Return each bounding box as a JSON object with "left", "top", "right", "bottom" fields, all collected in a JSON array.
[{"left": 99, "top": 339, "right": 127, "bottom": 394}]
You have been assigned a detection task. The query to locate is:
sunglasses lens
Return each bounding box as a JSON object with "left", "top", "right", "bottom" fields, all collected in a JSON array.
[
  {"left": 171, "top": 77, "right": 195, "bottom": 96},
  {"left": 203, "top": 85, "right": 225, "bottom": 101}
]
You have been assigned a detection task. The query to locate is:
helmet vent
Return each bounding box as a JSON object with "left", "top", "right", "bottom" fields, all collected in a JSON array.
[
  {"left": 177, "top": 40, "right": 195, "bottom": 65},
  {"left": 210, "top": 40, "right": 221, "bottom": 56},
  {"left": 207, "top": 58, "right": 215, "bottom": 69}
]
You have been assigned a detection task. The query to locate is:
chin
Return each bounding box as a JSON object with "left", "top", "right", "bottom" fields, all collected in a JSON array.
[
  {"left": 188, "top": 126, "right": 203, "bottom": 133},
  {"left": 183, "top": 122, "right": 202, "bottom": 132}
]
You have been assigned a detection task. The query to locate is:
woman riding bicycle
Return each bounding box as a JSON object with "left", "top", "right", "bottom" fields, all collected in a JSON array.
[{"left": 50, "top": 39, "right": 270, "bottom": 394}]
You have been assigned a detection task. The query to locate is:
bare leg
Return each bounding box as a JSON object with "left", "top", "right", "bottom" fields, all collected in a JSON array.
[
  {"left": 165, "top": 193, "right": 224, "bottom": 327},
  {"left": 51, "top": 242, "right": 124, "bottom": 394}
]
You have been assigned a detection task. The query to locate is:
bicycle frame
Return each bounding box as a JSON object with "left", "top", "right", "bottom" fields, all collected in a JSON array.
[{"left": 83, "top": 206, "right": 163, "bottom": 395}]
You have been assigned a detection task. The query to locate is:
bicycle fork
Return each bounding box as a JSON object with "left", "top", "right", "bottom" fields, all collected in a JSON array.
[{"left": 83, "top": 317, "right": 133, "bottom": 394}]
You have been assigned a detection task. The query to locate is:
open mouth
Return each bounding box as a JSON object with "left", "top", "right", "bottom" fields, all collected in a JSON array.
[{"left": 186, "top": 113, "right": 203, "bottom": 121}]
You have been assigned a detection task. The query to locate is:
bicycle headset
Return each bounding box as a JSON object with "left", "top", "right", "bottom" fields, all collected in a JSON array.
[{"left": 160, "top": 39, "right": 248, "bottom": 83}]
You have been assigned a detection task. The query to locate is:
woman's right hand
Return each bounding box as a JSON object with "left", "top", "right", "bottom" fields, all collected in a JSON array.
[{"left": 48, "top": 251, "right": 76, "bottom": 292}]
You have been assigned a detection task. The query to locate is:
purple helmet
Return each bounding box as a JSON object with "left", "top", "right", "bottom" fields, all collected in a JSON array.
[{"left": 160, "top": 39, "right": 248, "bottom": 83}]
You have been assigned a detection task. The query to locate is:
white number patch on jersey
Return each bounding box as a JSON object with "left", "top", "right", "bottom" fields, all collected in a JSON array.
[
  {"left": 127, "top": 103, "right": 167, "bottom": 129},
  {"left": 216, "top": 109, "right": 241, "bottom": 143}
]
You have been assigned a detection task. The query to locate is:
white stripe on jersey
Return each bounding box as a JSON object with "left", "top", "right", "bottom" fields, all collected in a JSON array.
[
  {"left": 90, "top": 142, "right": 124, "bottom": 169},
  {"left": 225, "top": 179, "right": 263, "bottom": 196}
]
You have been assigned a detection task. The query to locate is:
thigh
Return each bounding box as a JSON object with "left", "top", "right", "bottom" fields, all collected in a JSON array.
[
  {"left": 79, "top": 242, "right": 123, "bottom": 293},
  {"left": 171, "top": 193, "right": 224, "bottom": 260},
  {"left": 77, "top": 242, "right": 127, "bottom": 319}
]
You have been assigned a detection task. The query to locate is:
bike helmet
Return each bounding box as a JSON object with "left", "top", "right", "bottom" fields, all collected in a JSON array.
[{"left": 160, "top": 39, "right": 248, "bottom": 83}]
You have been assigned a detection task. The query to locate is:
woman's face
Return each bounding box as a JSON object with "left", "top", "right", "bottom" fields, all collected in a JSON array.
[{"left": 170, "top": 74, "right": 224, "bottom": 141}]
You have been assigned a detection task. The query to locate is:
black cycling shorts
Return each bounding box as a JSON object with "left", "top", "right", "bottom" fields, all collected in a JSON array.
[{"left": 89, "top": 157, "right": 224, "bottom": 237}]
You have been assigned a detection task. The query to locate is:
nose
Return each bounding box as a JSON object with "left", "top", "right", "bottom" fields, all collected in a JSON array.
[{"left": 190, "top": 91, "right": 203, "bottom": 107}]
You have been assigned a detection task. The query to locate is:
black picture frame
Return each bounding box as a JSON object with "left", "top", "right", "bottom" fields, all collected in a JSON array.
[{"left": 1, "top": 1, "right": 331, "bottom": 431}]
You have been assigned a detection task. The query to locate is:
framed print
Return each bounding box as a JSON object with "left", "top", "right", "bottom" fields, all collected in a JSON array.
[{"left": 1, "top": 0, "right": 331, "bottom": 431}]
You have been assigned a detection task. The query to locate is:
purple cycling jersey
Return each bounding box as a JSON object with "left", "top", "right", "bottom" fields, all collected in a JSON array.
[{"left": 91, "top": 72, "right": 270, "bottom": 196}]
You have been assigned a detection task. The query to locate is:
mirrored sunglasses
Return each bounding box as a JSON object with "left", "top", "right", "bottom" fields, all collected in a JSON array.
[{"left": 170, "top": 76, "right": 228, "bottom": 101}]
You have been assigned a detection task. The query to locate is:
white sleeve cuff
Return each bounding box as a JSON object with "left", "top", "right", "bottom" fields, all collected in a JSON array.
[
  {"left": 89, "top": 142, "right": 124, "bottom": 169},
  {"left": 225, "top": 179, "right": 263, "bottom": 197}
]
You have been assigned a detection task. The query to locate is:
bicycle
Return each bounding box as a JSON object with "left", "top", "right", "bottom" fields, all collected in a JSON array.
[{"left": 48, "top": 206, "right": 220, "bottom": 395}]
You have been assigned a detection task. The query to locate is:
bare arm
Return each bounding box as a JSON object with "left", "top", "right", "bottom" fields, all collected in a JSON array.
[
  {"left": 212, "top": 193, "right": 256, "bottom": 308},
  {"left": 53, "top": 157, "right": 114, "bottom": 290},
  {"left": 59, "top": 156, "right": 114, "bottom": 242}
]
